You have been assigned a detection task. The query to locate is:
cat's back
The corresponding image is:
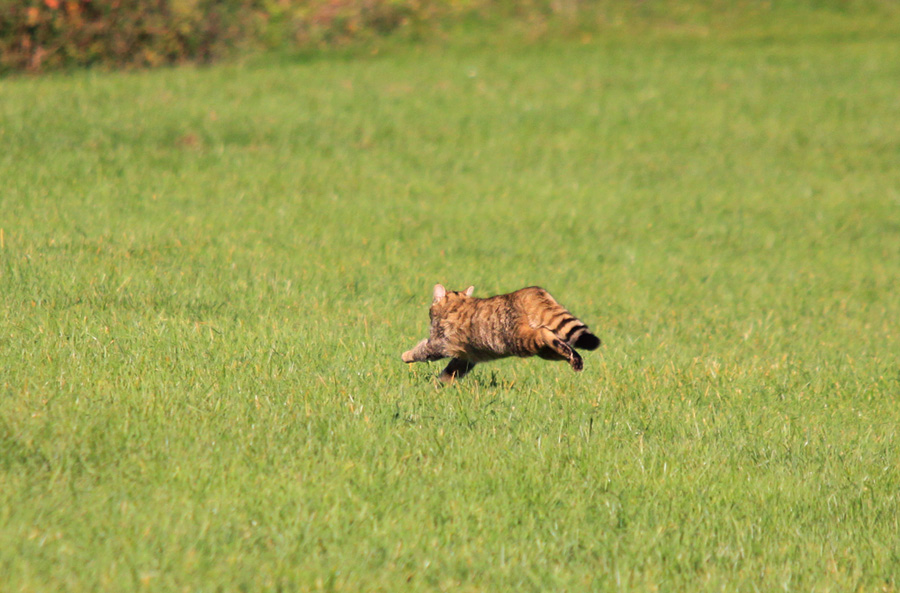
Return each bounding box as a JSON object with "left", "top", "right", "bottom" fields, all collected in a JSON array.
[
  {"left": 506, "top": 286, "right": 573, "bottom": 330},
  {"left": 507, "top": 286, "right": 557, "bottom": 306},
  {"left": 467, "top": 286, "right": 553, "bottom": 319},
  {"left": 474, "top": 286, "right": 560, "bottom": 334}
]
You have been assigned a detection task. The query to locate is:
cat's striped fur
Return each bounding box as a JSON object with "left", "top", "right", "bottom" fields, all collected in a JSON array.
[{"left": 402, "top": 285, "right": 601, "bottom": 382}]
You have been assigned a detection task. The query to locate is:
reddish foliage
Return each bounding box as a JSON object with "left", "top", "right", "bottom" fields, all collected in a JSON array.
[
  {"left": 0, "top": 0, "right": 515, "bottom": 73},
  {"left": 0, "top": 0, "right": 258, "bottom": 72}
]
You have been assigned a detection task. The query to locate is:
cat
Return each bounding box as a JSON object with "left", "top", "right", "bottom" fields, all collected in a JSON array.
[{"left": 402, "top": 284, "right": 601, "bottom": 382}]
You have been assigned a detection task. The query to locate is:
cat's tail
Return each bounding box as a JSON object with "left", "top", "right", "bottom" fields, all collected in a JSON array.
[
  {"left": 548, "top": 315, "right": 601, "bottom": 351},
  {"left": 529, "top": 287, "right": 601, "bottom": 352},
  {"left": 573, "top": 330, "right": 601, "bottom": 351}
]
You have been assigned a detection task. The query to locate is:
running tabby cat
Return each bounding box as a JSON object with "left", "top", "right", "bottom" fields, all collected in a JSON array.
[{"left": 401, "top": 285, "right": 601, "bottom": 382}]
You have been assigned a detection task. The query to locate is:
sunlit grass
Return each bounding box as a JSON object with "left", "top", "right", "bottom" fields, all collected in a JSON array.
[{"left": 2, "top": 12, "right": 899, "bottom": 592}]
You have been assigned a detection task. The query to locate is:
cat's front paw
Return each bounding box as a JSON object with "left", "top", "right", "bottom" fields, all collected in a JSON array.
[{"left": 401, "top": 350, "right": 416, "bottom": 363}]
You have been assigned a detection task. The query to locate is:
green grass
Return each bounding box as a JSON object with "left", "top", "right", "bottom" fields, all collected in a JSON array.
[{"left": 2, "top": 11, "right": 900, "bottom": 592}]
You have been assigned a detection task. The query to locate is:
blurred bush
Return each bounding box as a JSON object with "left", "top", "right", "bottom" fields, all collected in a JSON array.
[
  {"left": 1, "top": 0, "right": 252, "bottom": 71},
  {"left": 0, "top": 0, "right": 475, "bottom": 72},
  {"left": 1, "top": 0, "right": 896, "bottom": 73}
]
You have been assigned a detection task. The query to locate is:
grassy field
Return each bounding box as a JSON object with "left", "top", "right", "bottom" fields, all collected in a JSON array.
[{"left": 2, "top": 9, "right": 900, "bottom": 592}]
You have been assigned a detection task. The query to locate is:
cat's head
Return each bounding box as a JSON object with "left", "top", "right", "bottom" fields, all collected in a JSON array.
[{"left": 429, "top": 284, "right": 474, "bottom": 319}]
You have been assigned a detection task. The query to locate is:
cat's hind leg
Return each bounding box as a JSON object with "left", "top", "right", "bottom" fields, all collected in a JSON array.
[{"left": 538, "top": 328, "right": 583, "bottom": 372}]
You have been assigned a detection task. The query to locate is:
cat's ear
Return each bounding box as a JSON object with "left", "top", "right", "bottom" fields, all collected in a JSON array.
[
  {"left": 433, "top": 284, "right": 446, "bottom": 302},
  {"left": 464, "top": 286, "right": 475, "bottom": 297}
]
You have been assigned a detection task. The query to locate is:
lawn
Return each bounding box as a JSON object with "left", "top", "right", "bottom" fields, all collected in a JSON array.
[{"left": 1, "top": 9, "right": 899, "bottom": 592}]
